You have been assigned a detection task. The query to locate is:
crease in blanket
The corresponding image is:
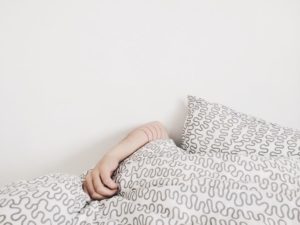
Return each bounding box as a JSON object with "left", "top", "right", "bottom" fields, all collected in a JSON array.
[{"left": 1, "top": 139, "right": 300, "bottom": 225}]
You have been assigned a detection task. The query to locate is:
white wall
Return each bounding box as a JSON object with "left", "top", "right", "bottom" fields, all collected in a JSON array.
[{"left": 0, "top": 0, "right": 300, "bottom": 185}]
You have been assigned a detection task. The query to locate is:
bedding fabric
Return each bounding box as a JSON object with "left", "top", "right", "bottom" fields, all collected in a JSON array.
[
  {"left": 181, "top": 95, "right": 300, "bottom": 157},
  {"left": 1, "top": 139, "right": 300, "bottom": 225}
]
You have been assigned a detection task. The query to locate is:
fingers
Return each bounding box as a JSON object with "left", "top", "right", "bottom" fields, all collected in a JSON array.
[
  {"left": 84, "top": 171, "right": 104, "bottom": 200},
  {"left": 100, "top": 171, "right": 118, "bottom": 190},
  {"left": 92, "top": 170, "right": 118, "bottom": 197},
  {"left": 83, "top": 169, "right": 118, "bottom": 200}
]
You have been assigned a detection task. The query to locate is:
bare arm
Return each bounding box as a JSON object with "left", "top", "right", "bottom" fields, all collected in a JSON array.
[
  {"left": 105, "top": 121, "right": 169, "bottom": 162},
  {"left": 83, "top": 121, "right": 169, "bottom": 200}
]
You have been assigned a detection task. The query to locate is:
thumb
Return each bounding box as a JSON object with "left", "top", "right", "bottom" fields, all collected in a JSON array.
[{"left": 100, "top": 171, "right": 118, "bottom": 190}]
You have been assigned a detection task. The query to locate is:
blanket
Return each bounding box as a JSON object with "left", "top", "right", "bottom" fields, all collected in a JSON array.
[{"left": 1, "top": 139, "right": 300, "bottom": 225}]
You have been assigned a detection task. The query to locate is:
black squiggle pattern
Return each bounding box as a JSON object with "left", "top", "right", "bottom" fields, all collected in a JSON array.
[
  {"left": 1, "top": 140, "right": 300, "bottom": 224},
  {"left": 181, "top": 95, "right": 300, "bottom": 157},
  {"left": 0, "top": 173, "right": 89, "bottom": 225}
]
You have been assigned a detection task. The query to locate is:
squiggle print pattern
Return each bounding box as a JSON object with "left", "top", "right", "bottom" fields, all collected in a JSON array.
[
  {"left": 0, "top": 173, "right": 89, "bottom": 225},
  {"left": 1, "top": 139, "right": 300, "bottom": 224},
  {"left": 181, "top": 95, "right": 300, "bottom": 157}
]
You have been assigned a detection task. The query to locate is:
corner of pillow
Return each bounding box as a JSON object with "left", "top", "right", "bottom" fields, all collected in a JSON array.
[{"left": 186, "top": 94, "right": 196, "bottom": 103}]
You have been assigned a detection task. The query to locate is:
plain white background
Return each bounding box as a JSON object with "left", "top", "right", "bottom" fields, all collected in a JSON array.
[{"left": 0, "top": 0, "right": 300, "bottom": 185}]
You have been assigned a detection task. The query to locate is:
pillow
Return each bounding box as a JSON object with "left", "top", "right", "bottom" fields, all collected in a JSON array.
[{"left": 181, "top": 95, "right": 300, "bottom": 157}]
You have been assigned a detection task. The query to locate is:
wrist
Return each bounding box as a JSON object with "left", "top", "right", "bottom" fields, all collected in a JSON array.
[{"left": 103, "top": 150, "right": 123, "bottom": 163}]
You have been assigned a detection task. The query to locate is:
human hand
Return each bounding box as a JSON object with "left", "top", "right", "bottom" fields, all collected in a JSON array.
[
  {"left": 82, "top": 120, "right": 168, "bottom": 200},
  {"left": 83, "top": 153, "right": 119, "bottom": 200}
]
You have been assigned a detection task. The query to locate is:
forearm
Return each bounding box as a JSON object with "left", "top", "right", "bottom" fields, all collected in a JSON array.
[
  {"left": 104, "top": 121, "right": 168, "bottom": 162},
  {"left": 84, "top": 121, "right": 169, "bottom": 200}
]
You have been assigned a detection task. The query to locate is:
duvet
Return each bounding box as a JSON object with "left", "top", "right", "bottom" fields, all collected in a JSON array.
[{"left": 1, "top": 139, "right": 300, "bottom": 225}]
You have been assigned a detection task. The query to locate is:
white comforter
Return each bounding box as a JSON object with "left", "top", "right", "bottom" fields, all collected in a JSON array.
[{"left": 1, "top": 139, "right": 300, "bottom": 225}]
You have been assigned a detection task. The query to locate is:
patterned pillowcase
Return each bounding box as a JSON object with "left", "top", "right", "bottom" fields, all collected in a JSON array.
[{"left": 181, "top": 95, "right": 300, "bottom": 157}]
